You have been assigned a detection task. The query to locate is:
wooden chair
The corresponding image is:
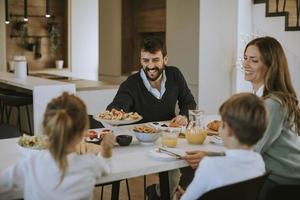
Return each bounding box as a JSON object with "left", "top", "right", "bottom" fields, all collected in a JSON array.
[
  {"left": 198, "top": 173, "right": 269, "bottom": 200},
  {"left": 265, "top": 184, "right": 300, "bottom": 200}
]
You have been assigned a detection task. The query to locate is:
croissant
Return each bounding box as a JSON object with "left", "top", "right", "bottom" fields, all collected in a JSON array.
[{"left": 207, "top": 120, "right": 221, "bottom": 131}]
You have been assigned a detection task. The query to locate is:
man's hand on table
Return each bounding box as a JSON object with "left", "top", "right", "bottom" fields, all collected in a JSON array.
[{"left": 169, "top": 115, "right": 188, "bottom": 127}]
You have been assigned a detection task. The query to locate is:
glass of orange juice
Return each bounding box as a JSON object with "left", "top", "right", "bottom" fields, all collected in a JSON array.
[{"left": 162, "top": 128, "right": 180, "bottom": 148}]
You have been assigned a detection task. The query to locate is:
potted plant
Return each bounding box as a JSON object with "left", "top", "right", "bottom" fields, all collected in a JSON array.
[
  {"left": 47, "top": 21, "right": 63, "bottom": 69},
  {"left": 12, "top": 20, "right": 33, "bottom": 51}
]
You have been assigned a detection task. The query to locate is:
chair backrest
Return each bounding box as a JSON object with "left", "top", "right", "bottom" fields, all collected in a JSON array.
[
  {"left": 88, "top": 115, "right": 104, "bottom": 129},
  {"left": 266, "top": 184, "right": 300, "bottom": 200},
  {"left": 198, "top": 173, "right": 269, "bottom": 200}
]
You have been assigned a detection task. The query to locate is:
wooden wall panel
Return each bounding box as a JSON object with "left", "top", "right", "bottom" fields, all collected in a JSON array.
[
  {"left": 6, "top": 0, "right": 67, "bottom": 71},
  {"left": 122, "top": 0, "right": 166, "bottom": 74}
]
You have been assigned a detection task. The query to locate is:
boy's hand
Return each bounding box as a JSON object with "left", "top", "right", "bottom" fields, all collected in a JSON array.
[
  {"left": 182, "top": 150, "right": 207, "bottom": 169},
  {"left": 76, "top": 143, "right": 101, "bottom": 155},
  {"left": 175, "top": 185, "right": 185, "bottom": 199}
]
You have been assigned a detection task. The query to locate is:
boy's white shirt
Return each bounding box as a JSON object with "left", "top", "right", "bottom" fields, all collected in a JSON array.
[{"left": 181, "top": 149, "right": 265, "bottom": 200}]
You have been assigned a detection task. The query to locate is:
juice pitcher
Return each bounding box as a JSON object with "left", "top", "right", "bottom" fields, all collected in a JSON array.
[{"left": 186, "top": 110, "right": 207, "bottom": 144}]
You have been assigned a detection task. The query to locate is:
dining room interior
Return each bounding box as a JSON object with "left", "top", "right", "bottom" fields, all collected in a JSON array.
[{"left": 0, "top": 0, "right": 300, "bottom": 199}]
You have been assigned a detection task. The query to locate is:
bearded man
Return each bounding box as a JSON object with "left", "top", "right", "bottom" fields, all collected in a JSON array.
[{"left": 107, "top": 37, "right": 196, "bottom": 124}]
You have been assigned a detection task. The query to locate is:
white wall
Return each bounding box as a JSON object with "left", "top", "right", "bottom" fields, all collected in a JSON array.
[
  {"left": 0, "top": 1, "right": 6, "bottom": 72},
  {"left": 69, "top": 0, "right": 99, "bottom": 80},
  {"left": 99, "top": 0, "right": 122, "bottom": 77},
  {"left": 77, "top": 89, "right": 118, "bottom": 115},
  {"left": 166, "top": 0, "right": 199, "bottom": 103},
  {"left": 198, "top": 0, "right": 238, "bottom": 114},
  {"left": 235, "top": 0, "right": 253, "bottom": 93},
  {"left": 252, "top": 3, "right": 300, "bottom": 97}
]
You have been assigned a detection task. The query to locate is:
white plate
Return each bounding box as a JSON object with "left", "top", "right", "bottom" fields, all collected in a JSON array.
[
  {"left": 17, "top": 144, "right": 45, "bottom": 157},
  {"left": 149, "top": 122, "right": 184, "bottom": 132},
  {"left": 209, "top": 136, "right": 224, "bottom": 145},
  {"left": 93, "top": 115, "right": 143, "bottom": 125},
  {"left": 149, "top": 148, "right": 186, "bottom": 161}
]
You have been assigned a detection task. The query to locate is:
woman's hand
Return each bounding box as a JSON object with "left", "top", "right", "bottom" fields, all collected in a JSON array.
[
  {"left": 182, "top": 150, "right": 207, "bottom": 169},
  {"left": 175, "top": 185, "right": 185, "bottom": 200},
  {"left": 170, "top": 115, "right": 188, "bottom": 127},
  {"left": 101, "top": 132, "right": 116, "bottom": 158}
]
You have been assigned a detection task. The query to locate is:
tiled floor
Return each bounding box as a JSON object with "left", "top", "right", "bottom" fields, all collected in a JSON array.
[{"left": 93, "top": 174, "right": 159, "bottom": 200}]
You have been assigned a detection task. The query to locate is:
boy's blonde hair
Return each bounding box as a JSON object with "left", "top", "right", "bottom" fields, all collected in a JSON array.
[
  {"left": 43, "top": 92, "right": 89, "bottom": 184},
  {"left": 219, "top": 93, "right": 267, "bottom": 146}
]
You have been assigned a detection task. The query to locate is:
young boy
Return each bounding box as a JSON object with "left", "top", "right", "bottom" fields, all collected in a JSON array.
[{"left": 181, "top": 93, "right": 267, "bottom": 200}]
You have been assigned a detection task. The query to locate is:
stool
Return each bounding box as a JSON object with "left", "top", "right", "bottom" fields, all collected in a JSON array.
[
  {"left": 0, "top": 124, "right": 21, "bottom": 139},
  {"left": 0, "top": 88, "right": 12, "bottom": 123},
  {"left": 0, "top": 90, "right": 33, "bottom": 135}
]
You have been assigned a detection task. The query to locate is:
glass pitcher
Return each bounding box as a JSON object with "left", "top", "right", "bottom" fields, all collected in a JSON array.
[{"left": 186, "top": 109, "right": 207, "bottom": 144}]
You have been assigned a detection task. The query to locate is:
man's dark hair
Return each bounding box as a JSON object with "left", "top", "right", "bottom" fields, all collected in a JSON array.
[{"left": 141, "top": 37, "right": 167, "bottom": 57}]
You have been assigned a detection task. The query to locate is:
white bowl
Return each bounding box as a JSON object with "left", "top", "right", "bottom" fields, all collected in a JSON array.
[{"left": 135, "top": 132, "right": 160, "bottom": 144}]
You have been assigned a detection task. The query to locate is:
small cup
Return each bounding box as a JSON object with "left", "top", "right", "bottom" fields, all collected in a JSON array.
[
  {"left": 162, "top": 129, "right": 180, "bottom": 148},
  {"left": 116, "top": 135, "right": 133, "bottom": 146}
]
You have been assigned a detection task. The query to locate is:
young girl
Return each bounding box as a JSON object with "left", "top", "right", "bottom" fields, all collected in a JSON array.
[{"left": 0, "top": 92, "right": 115, "bottom": 200}]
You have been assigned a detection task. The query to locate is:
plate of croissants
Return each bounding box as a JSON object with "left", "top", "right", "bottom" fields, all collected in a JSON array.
[{"left": 206, "top": 120, "right": 222, "bottom": 136}]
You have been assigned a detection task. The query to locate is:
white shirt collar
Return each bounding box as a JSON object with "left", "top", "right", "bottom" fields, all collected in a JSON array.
[
  {"left": 253, "top": 85, "right": 264, "bottom": 97},
  {"left": 140, "top": 69, "right": 166, "bottom": 99}
]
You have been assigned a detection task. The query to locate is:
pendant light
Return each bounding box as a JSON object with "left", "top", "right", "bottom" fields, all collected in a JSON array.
[
  {"left": 24, "top": 0, "right": 28, "bottom": 22},
  {"left": 45, "top": 0, "right": 51, "bottom": 18},
  {"left": 5, "top": 0, "right": 9, "bottom": 24}
]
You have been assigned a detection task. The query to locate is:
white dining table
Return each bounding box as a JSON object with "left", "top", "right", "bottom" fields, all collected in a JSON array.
[{"left": 0, "top": 117, "right": 225, "bottom": 200}]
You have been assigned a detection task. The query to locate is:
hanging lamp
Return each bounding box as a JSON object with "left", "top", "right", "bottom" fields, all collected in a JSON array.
[
  {"left": 5, "top": 0, "right": 9, "bottom": 24},
  {"left": 45, "top": 0, "right": 51, "bottom": 18},
  {"left": 24, "top": 0, "right": 28, "bottom": 22}
]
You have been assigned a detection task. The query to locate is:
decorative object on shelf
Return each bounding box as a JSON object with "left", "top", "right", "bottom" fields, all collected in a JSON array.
[
  {"left": 55, "top": 60, "right": 64, "bottom": 69},
  {"left": 45, "top": 0, "right": 51, "bottom": 18},
  {"left": 13, "top": 56, "right": 27, "bottom": 78},
  {"left": 34, "top": 37, "right": 42, "bottom": 59},
  {"left": 47, "top": 19, "right": 61, "bottom": 59},
  {"left": 5, "top": 0, "right": 9, "bottom": 24},
  {"left": 12, "top": 20, "right": 33, "bottom": 51}
]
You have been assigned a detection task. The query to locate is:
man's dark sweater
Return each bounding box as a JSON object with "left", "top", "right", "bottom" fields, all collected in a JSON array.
[{"left": 107, "top": 66, "right": 196, "bottom": 123}]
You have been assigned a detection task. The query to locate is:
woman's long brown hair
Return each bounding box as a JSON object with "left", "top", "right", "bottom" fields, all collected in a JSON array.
[
  {"left": 43, "top": 92, "right": 89, "bottom": 184},
  {"left": 245, "top": 36, "right": 300, "bottom": 135}
]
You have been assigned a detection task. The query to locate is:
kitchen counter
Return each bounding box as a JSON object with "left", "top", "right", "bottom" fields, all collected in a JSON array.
[
  {"left": 29, "top": 72, "right": 119, "bottom": 91},
  {"left": 0, "top": 72, "right": 76, "bottom": 135},
  {"left": 0, "top": 71, "right": 120, "bottom": 132}
]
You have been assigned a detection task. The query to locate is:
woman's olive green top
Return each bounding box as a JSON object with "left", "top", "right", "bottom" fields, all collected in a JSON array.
[{"left": 254, "top": 96, "right": 300, "bottom": 184}]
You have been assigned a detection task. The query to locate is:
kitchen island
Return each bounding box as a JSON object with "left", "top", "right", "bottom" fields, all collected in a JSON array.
[
  {"left": 29, "top": 72, "right": 119, "bottom": 115},
  {"left": 0, "top": 72, "right": 119, "bottom": 135},
  {"left": 0, "top": 72, "right": 76, "bottom": 135}
]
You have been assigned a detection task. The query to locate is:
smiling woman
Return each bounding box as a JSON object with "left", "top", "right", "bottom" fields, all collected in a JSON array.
[{"left": 243, "top": 45, "right": 268, "bottom": 95}]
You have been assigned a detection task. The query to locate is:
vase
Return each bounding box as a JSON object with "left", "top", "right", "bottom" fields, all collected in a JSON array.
[{"left": 55, "top": 60, "right": 64, "bottom": 69}]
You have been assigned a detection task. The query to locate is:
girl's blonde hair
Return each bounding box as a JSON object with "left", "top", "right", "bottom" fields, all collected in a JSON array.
[{"left": 43, "top": 92, "right": 89, "bottom": 184}]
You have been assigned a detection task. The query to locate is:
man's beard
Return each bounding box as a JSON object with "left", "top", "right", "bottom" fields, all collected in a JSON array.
[{"left": 143, "top": 66, "right": 165, "bottom": 81}]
